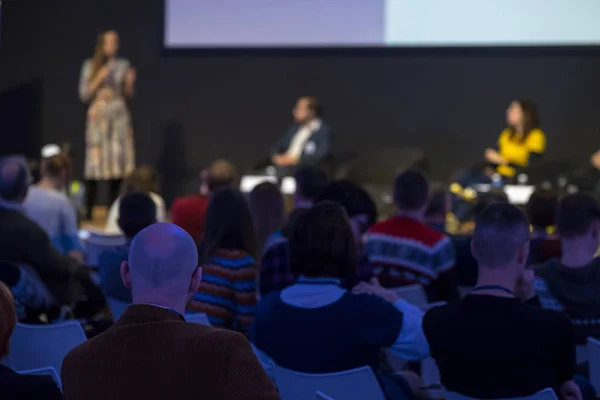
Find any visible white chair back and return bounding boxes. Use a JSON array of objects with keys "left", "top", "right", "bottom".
[
  {"left": 446, "top": 387, "right": 557, "bottom": 400},
  {"left": 8, "top": 321, "right": 87, "bottom": 374},
  {"left": 17, "top": 366, "right": 62, "bottom": 390},
  {"left": 83, "top": 230, "right": 127, "bottom": 266},
  {"left": 316, "top": 391, "right": 335, "bottom": 400},
  {"left": 106, "top": 297, "right": 130, "bottom": 320},
  {"left": 589, "top": 336, "right": 600, "bottom": 394},
  {"left": 273, "top": 365, "right": 385, "bottom": 400},
  {"left": 393, "top": 284, "right": 428, "bottom": 306},
  {"left": 185, "top": 312, "right": 211, "bottom": 325}
]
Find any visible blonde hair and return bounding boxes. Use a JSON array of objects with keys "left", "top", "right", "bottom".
[{"left": 0, "top": 282, "right": 17, "bottom": 357}]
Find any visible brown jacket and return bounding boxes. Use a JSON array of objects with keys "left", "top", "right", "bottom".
[{"left": 61, "top": 304, "right": 280, "bottom": 400}]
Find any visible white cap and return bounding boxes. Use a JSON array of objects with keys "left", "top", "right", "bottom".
[{"left": 41, "top": 144, "right": 61, "bottom": 158}]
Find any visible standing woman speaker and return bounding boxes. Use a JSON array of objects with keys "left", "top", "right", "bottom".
[{"left": 79, "top": 30, "right": 136, "bottom": 220}]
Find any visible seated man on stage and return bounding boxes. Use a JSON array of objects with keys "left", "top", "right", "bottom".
[{"left": 270, "top": 96, "right": 332, "bottom": 176}]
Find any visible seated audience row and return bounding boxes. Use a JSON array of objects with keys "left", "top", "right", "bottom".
[{"left": 0, "top": 158, "right": 104, "bottom": 318}]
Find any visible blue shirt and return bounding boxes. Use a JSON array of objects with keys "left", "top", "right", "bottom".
[
  {"left": 251, "top": 276, "right": 429, "bottom": 374},
  {"left": 23, "top": 185, "right": 82, "bottom": 254}
]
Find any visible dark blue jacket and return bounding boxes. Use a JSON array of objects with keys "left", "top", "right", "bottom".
[{"left": 271, "top": 122, "right": 333, "bottom": 166}]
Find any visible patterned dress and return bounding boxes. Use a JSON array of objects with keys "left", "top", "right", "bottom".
[{"left": 79, "top": 58, "right": 135, "bottom": 180}]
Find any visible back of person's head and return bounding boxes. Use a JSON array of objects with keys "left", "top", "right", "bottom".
[
  {"left": 317, "top": 180, "right": 377, "bottom": 237},
  {"left": 41, "top": 154, "right": 72, "bottom": 180},
  {"left": 526, "top": 189, "right": 558, "bottom": 231},
  {"left": 206, "top": 159, "right": 237, "bottom": 192},
  {"left": 557, "top": 193, "right": 600, "bottom": 244},
  {"left": 426, "top": 182, "right": 449, "bottom": 219},
  {"left": 122, "top": 223, "right": 200, "bottom": 308},
  {"left": 394, "top": 169, "right": 429, "bottom": 211},
  {"left": 249, "top": 182, "right": 285, "bottom": 253},
  {"left": 118, "top": 192, "right": 157, "bottom": 239},
  {"left": 0, "top": 282, "right": 17, "bottom": 358},
  {"left": 294, "top": 166, "right": 329, "bottom": 204},
  {"left": 202, "top": 187, "right": 256, "bottom": 260},
  {"left": 472, "top": 203, "right": 530, "bottom": 270},
  {"left": 121, "top": 165, "right": 160, "bottom": 196},
  {"left": 472, "top": 190, "right": 509, "bottom": 218},
  {"left": 0, "top": 157, "right": 30, "bottom": 203},
  {"left": 289, "top": 201, "right": 358, "bottom": 279}
]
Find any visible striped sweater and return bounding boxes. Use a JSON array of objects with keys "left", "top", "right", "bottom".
[{"left": 187, "top": 249, "right": 257, "bottom": 335}]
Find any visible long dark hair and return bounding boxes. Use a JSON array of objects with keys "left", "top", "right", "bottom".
[
  {"left": 89, "top": 30, "right": 118, "bottom": 83},
  {"left": 200, "top": 187, "right": 257, "bottom": 261},
  {"left": 249, "top": 182, "right": 285, "bottom": 254},
  {"left": 508, "top": 99, "right": 540, "bottom": 142}
]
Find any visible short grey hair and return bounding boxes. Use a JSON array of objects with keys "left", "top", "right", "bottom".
[{"left": 472, "top": 203, "right": 530, "bottom": 269}]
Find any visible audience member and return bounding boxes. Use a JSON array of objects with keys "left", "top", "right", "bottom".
[
  {"left": 0, "top": 158, "right": 101, "bottom": 312},
  {"left": 171, "top": 159, "right": 238, "bottom": 241},
  {"left": 249, "top": 182, "right": 285, "bottom": 255},
  {"left": 0, "top": 262, "right": 58, "bottom": 322},
  {"left": 24, "top": 154, "right": 83, "bottom": 261},
  {"left": 424, "top": 204, "right": 581, "bottom": 400},
  {"left": 365, "top": 169, "right": 458, "bottom": 302},
  {"left": 425, "top": 181, "right": 449, "bottom": 233},
  {"left": 0, "top": 281, "right": 63, "bottom": 400},
  {"left": 61, "top": 223, "right": 279, "bottom": 400},
  {"left": 527, "top": 188, "right": 561, "bottom": 264},
  {"left": 98, "top": 192, "right": 157, "bottom": 303},
  {"left": 535, "top": 193, "right": 600, "bottom": 344},
  {"left": 188, "top": 187, "right": 258, "bottom": 335},
  {"left": 281, "top": 165, "right": 329, "bottom": 237},
  {"left": 317, "top": 180, "right": 378, "bottom": 287},
  {"left": 105, "top": 165, "right": 165, "bottom": 234},
  {"left": 453, "top": 189, "right": 509, "bottom": 286},
  {"left": 259, "top": 180, "right": 378, "bottom": 296},
  {"left": 252, "top": 202, "right": 428, "bottom": 399}
]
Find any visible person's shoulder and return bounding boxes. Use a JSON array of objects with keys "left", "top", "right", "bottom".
[
  {"left": 529, "top": 128, "right": 545, "bottom": 138},
  {"left": 366, "top": 217, "right": 396, "bottom": 235},
  {"left": 521, "top": 299, "right": 571, "bottom": 327},
  {"left": 319, "top": 121, "right": 333, "bottom": 134},
  {"left": 149, "top": 192, "right": 165, "bottom": 206},
  {"left": 173, "top": 195, "right": 206, "bottom": 208},
  {"left": 499, "top": 128, "right": 511, "bottom": 139},
  {"left": 343, "top": 292, "right": 400, "bottom": 316},
  {"left": 0, "top": 367, "right": 60, "bottom": 396}
]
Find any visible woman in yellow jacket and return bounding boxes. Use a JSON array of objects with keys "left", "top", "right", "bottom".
[
  {"left": 484, "top": 100, "right": 546, "bottom": 178},
  {"left": 452, "top": 100, "right": 546, "bottom": 219}
]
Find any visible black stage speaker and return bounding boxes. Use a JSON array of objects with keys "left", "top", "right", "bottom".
[{"left": 337, "top": 148, "right": 429, "bottom": 217}]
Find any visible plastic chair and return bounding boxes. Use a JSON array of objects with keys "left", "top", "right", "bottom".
[
  {"left": 83, "top": 230, "right": 127, "bottom": 267},
  {"left": 185, "top": 312, "right": 210, "bottom": 325},
  {"left": 17, "top": 366, "right": 62, "bottom": 390},
  {"left": 8, "top": 321, "right": 87, "bottom": 374},
  {"left": 446, "top": 387, "right": 558, "bottom": 400},
  {"left": 106, "top": 297, "right": 130, "bottom": 321},
  {"left": 316, "top": 391, "right": 335, "bottom": 400},
  {"left": 272, "top": 365, "right": 386, "bottom": 400},
  {"left": 393, "top": 284, "right": 428, "bottom": 307},
  {"left": 589, "top": 336, "right": 600, "bottom": 394}
]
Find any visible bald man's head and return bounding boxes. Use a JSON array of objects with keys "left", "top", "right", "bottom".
[
  {"left": 0, "top": 158, "right": 29, "bottom": 203},
  {"left": 121, "top": 223, "right": 201, "bottom": 305}
]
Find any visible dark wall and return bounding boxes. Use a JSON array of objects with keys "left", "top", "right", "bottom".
[{"left": 2, "top": 0, "right": 600, "bottom": 203}]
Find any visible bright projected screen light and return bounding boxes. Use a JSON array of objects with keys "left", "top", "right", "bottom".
[{"left": 164, "top": 0, "right": 600, "bottom": 48}]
